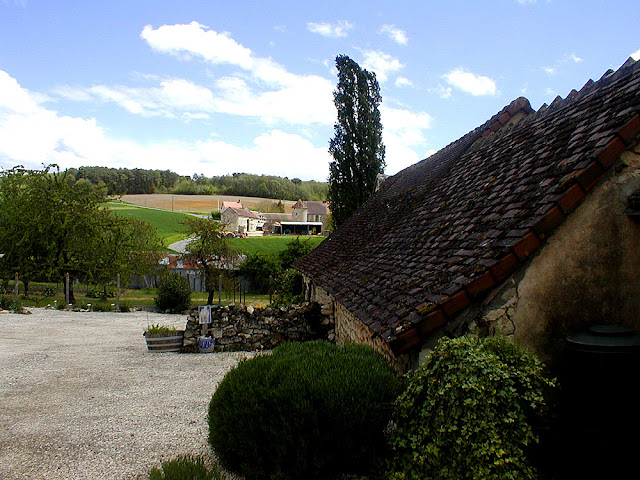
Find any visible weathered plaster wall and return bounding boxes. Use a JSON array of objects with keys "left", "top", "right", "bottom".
[
  {"left": 292, "top": 207, "right": 307, "bottom": 222},
  {"left": 481, "top": 142, "right": 640, "bottom": 360},
  {"left": 221, "top": 209, "right": 240, "bottom": 233}
]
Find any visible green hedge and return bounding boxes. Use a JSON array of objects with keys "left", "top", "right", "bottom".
[
  {"left": 386, "top": 335, "right": 554, "bottom": 480},
  {"left": 209, "top": 340, "right": 401, "bottom": 480}
]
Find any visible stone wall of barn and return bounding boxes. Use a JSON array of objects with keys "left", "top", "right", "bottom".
[
  {"left": 479, "top": 140, "right": 640, "bottom": 360},
  {"left": 302, "top": 279, "right": 408, "bottom": 372}
]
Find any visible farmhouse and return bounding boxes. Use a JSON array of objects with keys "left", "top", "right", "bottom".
[
  {"left": 221, "top": 206, "right": 265, "bottom": 236},
  {"left": 296, "top": 57, "right": 640, "bottom": 371},
  {"left": 282, "top": 199, "right": 330, "bottom": 235}
]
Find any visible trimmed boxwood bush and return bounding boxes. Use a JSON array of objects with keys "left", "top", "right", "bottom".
[
  {"left": 208, "top": 340, "right": 401, "bottom": 480},
  {"left": 386, "top": 335, "right": 554, "bottom": 480},
  {"left": 154, "top": 272, "right": 191, "bottom": 313}
]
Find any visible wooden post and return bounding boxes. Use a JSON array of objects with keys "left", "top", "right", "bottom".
[
  {"left": 65, "top": 273, "right": 70, "bottom": 305},
  {"left": 116, "top": 273, "right": 121, "bottom": 311},
  {"left": 14, "top": 272, "right": 18, "bottom": 295}
]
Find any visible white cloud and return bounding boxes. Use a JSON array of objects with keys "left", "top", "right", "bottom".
[
  {"left": 443, "top": 68, "right": 498, "bottom": 96},
  {"left": 632, "top": 48, "right": 640, "bottom": 60},
  {"left": 361, "top": 50, "right": 404, "bottom": 82},
  {"left": 380, "top": 104, "right": 433, "bottom": 174},
  {"left": 567, "top": 53, "right": 583, "bottom": 63},
  {"left": 306, "top": 20, "right": 353, "bottom": 38},
  {"left": 378, "top": 24, "right": 408, "bottom": 45},
  {"left": 542, "top": 66, "right": 557, "bottom": 75},
  {"left": 0, "top": 70, "right": 331, "bottom": 180},
  {"left": 58, "top": 23, "right": 337, "bottom": 126},
  {"left": 141, "top": 22, "right": 254, "bottom": 69},
  {"left": 395, "top": 77, "right": 413, "bottom": 88},
  {"left": 429, "top": 84, "right": 453, "bottom": 99},
  {"left": 516, "top": 0, "right": 537, "bottom": 4}
]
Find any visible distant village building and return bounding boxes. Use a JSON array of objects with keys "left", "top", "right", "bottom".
[
  {"left": 219, "top": 199, "right": 330, "bottom": 236},
  {"left": 282, "top": 200, "right": 330, "bottom": 235},
  {"left": 221, "top": 207, "right": 265, "bottom": 235},
  {"left": 262, "top": 212, "right": 293, "bottom": 235},
  {"left": 221, "top": 200, "right": 243, "bottom": 212}
]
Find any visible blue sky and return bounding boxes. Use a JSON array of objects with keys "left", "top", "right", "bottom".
[{"left": 1, "top": 0, "right": 638, "bottom": 181}]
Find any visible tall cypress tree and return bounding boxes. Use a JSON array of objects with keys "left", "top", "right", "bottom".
[{"left": 328, "top": 54, "right": 385, "bottom": 228}]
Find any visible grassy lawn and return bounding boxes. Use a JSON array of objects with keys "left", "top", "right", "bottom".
[
  {"left": 106, "top": 201, "right": 191, "bottom": 245},
  {"left": 10, "top": 282, "right": 270, "bottom": 310},
  {"left": 229, "top": 235, "right": 325, "bottom": 255}
]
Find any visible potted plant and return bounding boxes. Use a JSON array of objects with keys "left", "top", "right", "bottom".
[{"left": 143, "top": 324, "right": 184, "bottom": 352}]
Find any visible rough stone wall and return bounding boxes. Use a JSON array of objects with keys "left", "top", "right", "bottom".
[
  {"left": 477, "top": 142, "right": 640, "bottom": 361},
  {"left": 183, "top": 302, "right": 326, "bottom": 351}
]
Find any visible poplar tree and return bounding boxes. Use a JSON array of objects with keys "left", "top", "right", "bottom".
[{"left": 328, "top": 54, "right": 385, "bottom": 228}]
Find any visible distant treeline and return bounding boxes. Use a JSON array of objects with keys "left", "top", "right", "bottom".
[{"left": 66, "top": 167, "right": 328, "bottom": 201}]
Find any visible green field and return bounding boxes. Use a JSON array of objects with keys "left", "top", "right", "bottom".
[
  {"left": 107, "top": 202, "right": 191, "bottom": 245},
  {"left": 109, "top": 201, "right": 325, "bottom": 255},
  {"left": 229, "top": 235, "right": 325, "bottom": 255}
]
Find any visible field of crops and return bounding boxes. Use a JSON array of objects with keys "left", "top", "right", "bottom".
[{"left": 120, "top": 194, "right": 297, "bottom": 214}]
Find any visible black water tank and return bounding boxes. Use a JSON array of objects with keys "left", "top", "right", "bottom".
[{"left": 558, "top": 325, "right": 640, "bottom": 478}]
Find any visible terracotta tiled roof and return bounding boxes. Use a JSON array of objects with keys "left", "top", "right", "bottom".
[
  {"left": 296, "top": 57, "right": 640, "bottom": 354},
  {"left": 222, "top": 200, "right": 243, "bottom": 209}
]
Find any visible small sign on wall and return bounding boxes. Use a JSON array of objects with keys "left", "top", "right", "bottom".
[{"left": 199, "top": 305, "right": 212, "bottom": 324}]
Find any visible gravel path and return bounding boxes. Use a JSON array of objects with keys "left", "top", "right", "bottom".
[{"left": 0, "top": 308, "right": 251, "bottom": 479}]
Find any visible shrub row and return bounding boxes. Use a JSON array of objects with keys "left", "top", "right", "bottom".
[{"left": 152, "top": 336, "right": 553, "bottom": 480}]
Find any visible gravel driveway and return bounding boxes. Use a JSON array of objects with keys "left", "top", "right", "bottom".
[{"left": 0, "top": 308, "right": 251, "bottom": 479}]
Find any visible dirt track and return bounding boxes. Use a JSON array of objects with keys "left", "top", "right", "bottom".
[{"left": 0, "top": 308, "right": 250, "bottom": 479}]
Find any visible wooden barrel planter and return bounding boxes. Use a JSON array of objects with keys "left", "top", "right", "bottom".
[{"left": 144, "top": 330, "right": 184, "bottom": 352}]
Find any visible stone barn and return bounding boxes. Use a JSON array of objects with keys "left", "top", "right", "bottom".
[{"left": 296, "top": 57, "right": 640, "bottom": 371}]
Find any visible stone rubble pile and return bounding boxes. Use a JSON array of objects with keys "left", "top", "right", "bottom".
[{"left": 184, "top": 302, "right": 333, "bottom": 351}]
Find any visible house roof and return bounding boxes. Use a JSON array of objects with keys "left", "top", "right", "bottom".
[
  {"left": 226, "top": 207, "right": 262, "bottom": 219},
  {"left": 292, "top": 199, "right": 330, "bottom": 215},
  {"left": 296, "top": 57, "right": 640, "bottom": 354},
  {"left": 222, "top": 200, "right": 243, "bottom": 210}
]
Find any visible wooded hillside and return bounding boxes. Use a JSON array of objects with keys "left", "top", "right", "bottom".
[{"left": 66, "top": 166, "right": 328, "bottom": 201}]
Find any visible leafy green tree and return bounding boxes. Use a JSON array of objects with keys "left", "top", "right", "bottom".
[
  {"left": 328, "top": 54, "right": 385, "bottom": 228},
  {"left": 238, "top": 253, "right": 281, "bottom": 294},
  {"left": 83, "top": 213, "right": 162, "bottom": 297},
  {"left": 182, "top": 216, "right": 236, "bottom": 305},
  {"left": 278, "top": 237, "right": 314, "bottom": 268},
  {"left": 0, "top": 165, "right": 161, "bottom": 301}
]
